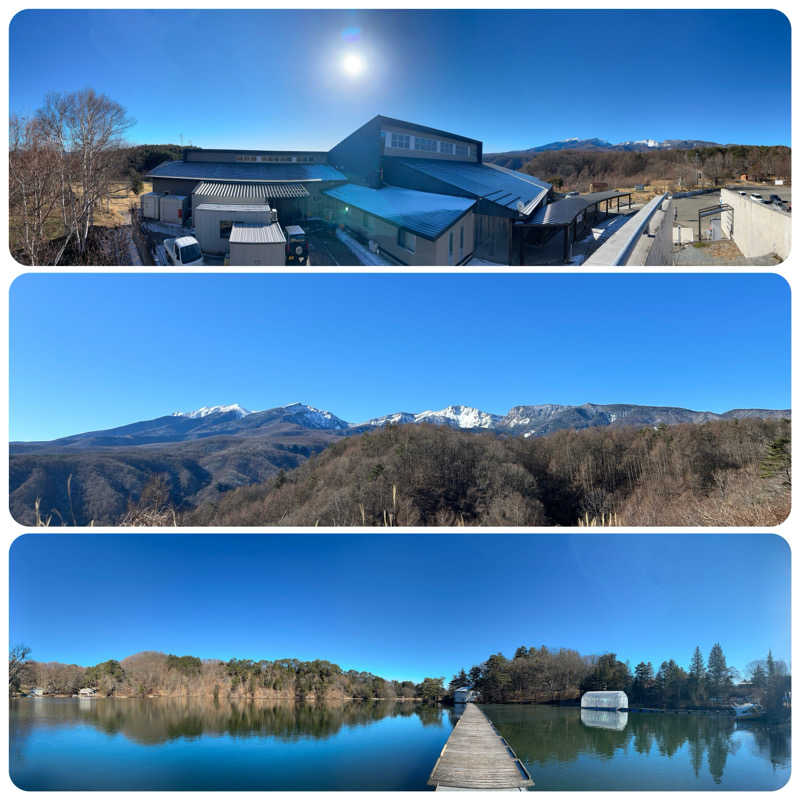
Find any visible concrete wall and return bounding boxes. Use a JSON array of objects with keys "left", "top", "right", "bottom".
[{"left": 720, "top": 188, "right": 791, "bottom": 261}]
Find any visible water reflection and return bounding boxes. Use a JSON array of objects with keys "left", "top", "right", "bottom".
[
  {"left": 483, "top": 705, "right": 790, "bottom": 789},
  {"left": 580, "top": 708, "right": 628, "bottom": 731},
  {"left": 10, "top": 696, "right": 438, "bottom": 747}
]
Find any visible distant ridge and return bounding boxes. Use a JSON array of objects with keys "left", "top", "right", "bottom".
[{"left": 12, "top": 401, "right": 789, "bottom": 452}]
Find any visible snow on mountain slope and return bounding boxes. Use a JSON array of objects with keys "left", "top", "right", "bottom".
[
  {"left": 173, "top": 404, "right": 252, "bottom": 419},
  {"left": 281, "top": 402, "right": 350, "bottom": 430},
  {"left": 414, "top": 405, "right": 503, "bottom": 429}
]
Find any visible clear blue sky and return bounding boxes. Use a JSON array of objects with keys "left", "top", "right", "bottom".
[
  {"left": 9, "top": 9, "right": 790, "bottom": 150},
  {"left": 9, "top": 274, "right": 789, "bottom": 441},
  {"left": 9, "top": 534, "right": 790, "bottom": 682}
]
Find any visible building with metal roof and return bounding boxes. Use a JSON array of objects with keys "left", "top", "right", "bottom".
[
  {"left": 323, "top": 183, "right": 475, "bottom": 239},
  {"left": 227, "top": 222, "right": 286, "bottom": 266},
  {"left": 322, "top": 183, "right": 476, "bottom": 265},
  {"left": 143, "top": 114, "right": 555, "bottom": 264},
  {"left": 147, "top": 160, "right": 346, "bottom": 184},
  {"left": 327, "top": 115, "right": 552, "bottom": 263}
]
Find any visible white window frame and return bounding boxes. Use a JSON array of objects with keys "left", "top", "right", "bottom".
[
  {"left": 414, "top": 136, "right": 438, "bottom": 153},
  {"left": 391, "top": 132, "right": 411, "bottom": 149},
  {"left": 440, "top": 141, "right": 455, "bottom": 155}
]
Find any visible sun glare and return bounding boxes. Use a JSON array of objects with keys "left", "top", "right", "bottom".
[{"left": 342, "top": 52, "right": 365, "bottom": 77}]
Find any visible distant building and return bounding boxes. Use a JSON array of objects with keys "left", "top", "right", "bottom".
[
  {"left": 29, "top": 687, "right": 44, "bottom": 696},
  {"left": 453, "top": 687, "right": 479, "bottom": 703},
  {"left": 589, "top": 181, "right": 609, "bottom": 192},
  {"left": 78, "top": 687, "right": 97, "bottom": 697}
]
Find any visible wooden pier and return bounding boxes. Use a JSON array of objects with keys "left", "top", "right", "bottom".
[{"left": 428, "top": 704, "right": 534, "bottom": 790}]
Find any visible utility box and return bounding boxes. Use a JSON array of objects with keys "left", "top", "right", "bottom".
[
  {"left": 228, "top": 222, "right": 286, "bottom": 265},
  {"left": 159, "top": 194, "right": 190, "bottom": 225},
  {"left": 141, "top": 191, "right": 164, "bottom": 220},
  {"left": 194, "top": 203, "right": 271, "bottom": 255}
]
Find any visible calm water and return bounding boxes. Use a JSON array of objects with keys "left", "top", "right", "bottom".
[
  {"left": 482, "top": 704, "right": 790, "bottom": 791},
  {"left": 10, "top": 697, "right": 454, "bottom": 790}
]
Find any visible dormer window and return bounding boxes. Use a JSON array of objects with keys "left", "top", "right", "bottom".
[
  {"left": 415, "top": 137, "right": 438, "bottom": 152},
  {"left": 391, "top": 133, "right": 410, "bottom": 149}
]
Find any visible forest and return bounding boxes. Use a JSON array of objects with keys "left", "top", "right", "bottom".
[
  {"left": 455, "top": 644, "right": 790, "bottom": 717},
  {"left": 487, "top": 145, "right": 791, "bottom": 192},
  {"left": 183, "top": 417, "right": 790, "bottom": 527},
  {"left": 9, "top": 646, "right": 444, "bottom": 704}
]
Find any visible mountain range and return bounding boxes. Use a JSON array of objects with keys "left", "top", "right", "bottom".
[
  {"left": 10, "top": 402, "right": 788, "bottom": 526},
  {"left": 487, "top": 137, "right": 723, "bottom": 158}
]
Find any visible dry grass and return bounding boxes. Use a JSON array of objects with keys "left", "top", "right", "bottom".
[{"left": 93, "top": 180, "right": 152, "bottom": 226}]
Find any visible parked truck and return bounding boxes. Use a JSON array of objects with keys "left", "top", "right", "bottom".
[{"left": 163, "top": 235, "right": 204, "bottom": 266}]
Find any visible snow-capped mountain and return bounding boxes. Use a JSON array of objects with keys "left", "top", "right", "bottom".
[{"left": 173, "top": 403, "right": 252, "bottom": 419}]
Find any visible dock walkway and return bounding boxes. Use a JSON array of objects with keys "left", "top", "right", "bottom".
[{"left": 428, "top": 704, "right": 534, "bottom": 790}]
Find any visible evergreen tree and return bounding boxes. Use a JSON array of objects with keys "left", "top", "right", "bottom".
[
  {"left": 688, "top": 646, "right": 705, "bottom": 704},
  {"left": 706, "top": 643, "right": 732, "bottom": 699},
  {"left": 760, "top": 436, "right": 791, "bottom": 487}
]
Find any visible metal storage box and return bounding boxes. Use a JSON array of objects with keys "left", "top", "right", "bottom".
[
  {"left": 194, "top": 203, "right": 271, "bottom": 255},
  {"left": 159, "top": 194, "right": 190, "bottom": 225},
  {"left": 228, "top": 222, "right": 286, "bottom": 266},
  {"left": 140, "top": 192, "right": 164, "bottom": 219}
]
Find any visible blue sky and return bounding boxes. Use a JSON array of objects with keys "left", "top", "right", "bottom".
[
  {"left": 9, "top": 274, "right": 790, "bottom": 441},
  {"left": 9, "top": 9, "right": 790, "bottom": 150},
  {"left": 9, "top": 534, "right": 790, "bottom": 682}
]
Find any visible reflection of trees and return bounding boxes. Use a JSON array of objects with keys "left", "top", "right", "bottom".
[
  {"left": 482, "top": 705, "right": 781, "bottom": 785},
  {"left": 9, "top": 697, "right": 420, "bottom": 747},
  {"left": 746, "top": 723, "right": 791, "bottom": 770}
]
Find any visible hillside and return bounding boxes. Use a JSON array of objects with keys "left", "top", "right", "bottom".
[
  {"left": 11, "top": 402, "right": 789, "bottom": 526},
  {"left": 485, "top": 144, "right": 791, "bottom": 190},
  {"left": 185, "top": 417, "right": 791, "bottom": 528}
]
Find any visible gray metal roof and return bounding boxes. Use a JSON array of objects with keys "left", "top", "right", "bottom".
[
  {"left": 193, "top": 181, "right": 309, "bottom": 199},
  {"left": 391, "top": 158, "right": 550, "bottom": 215},
  {"left": 323, "top": 183, "right": 475, "bottom": 240},
  {"left": 530, "top": 197, "right": 590, "bottom": 226},
  {"left": 230, "top": 222, "right": 286, "bottom": 244},
  {"left": 147, "top": 160, "right": 346, "bottom": 183},
  {"left": 530, "top": 190, "right": 634, "bottom": 226},
  {"left": 195, "top": 203, "right": 271, "bottom": 213}
]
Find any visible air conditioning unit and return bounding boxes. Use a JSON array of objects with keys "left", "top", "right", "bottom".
[{"left": 270, "top": 209, "right": 278, "bottom": 223}]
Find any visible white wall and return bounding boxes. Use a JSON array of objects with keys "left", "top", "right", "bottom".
[{"left": 720, "top": 188, "right": 791, "bottom": 261}]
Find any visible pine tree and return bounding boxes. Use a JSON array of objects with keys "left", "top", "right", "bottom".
[
  {"left": 706, "top": 643, "right": 731, "bottom": 700},
  {"left": 760, "top": 436, "right": 791, "bottom": 487},
  {"left": 688, "top": 646, "right": 705, "bottom": 704}
]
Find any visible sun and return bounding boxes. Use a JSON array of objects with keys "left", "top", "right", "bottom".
[{"left": 342, "top": 52, "right": 365, "bottom": 77}]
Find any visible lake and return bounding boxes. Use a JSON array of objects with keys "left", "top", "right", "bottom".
[
  {"left": 482, "top": 704, "right": 790, "bottom": 790},
  {"left": 9, "top": 697, "right": 454, "bottom": 790},
  {"left": 10, "top": 699, "right": 791, "bottom": 790}
]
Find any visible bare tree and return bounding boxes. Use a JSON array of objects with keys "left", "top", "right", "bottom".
[
  {"left": 33, "top": 88, "right": 134, "bottom": 260},
  {"left": 9, "top": 116, "right": 62, "bottom": 264},
  {"left": 9, "top": 645, "right": 32, "bottom": 692}
]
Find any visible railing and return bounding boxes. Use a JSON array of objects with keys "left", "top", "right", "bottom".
[{"left": 586, "top": 193, "right": 668, "bottom": 266}]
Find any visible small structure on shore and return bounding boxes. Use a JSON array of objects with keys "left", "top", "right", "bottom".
[
  {"left": 29, "top": 687, "right": 44, "bottom": 697},
  {"left": 453, "top": 686, "right": 478, "bottom": 703},
  {"left": 581, "top": 690, "right": 628, "bottom": 711},
  {"left": 78, "top": 687, "right": 97, "bottom": 697}
]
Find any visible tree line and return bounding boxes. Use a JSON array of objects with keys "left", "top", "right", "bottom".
[
  {"left": 453, "top": 643, "right": 790, "bottom": 717},
  {"left": 183, "top": 417, "right": 790, "bottom": 527},
  {"left": 9, "top": 646, "right": 442, "bottom": 703},
  {"left": 488, "top": 145, "right": 791, "bottom": 192}
]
